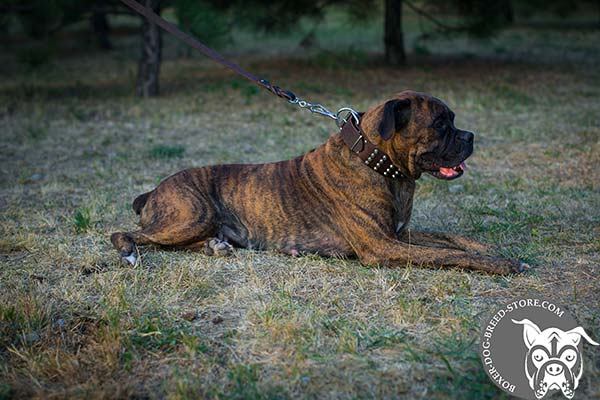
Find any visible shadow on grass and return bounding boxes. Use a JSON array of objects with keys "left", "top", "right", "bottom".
[{"left": 0, "top": 81, "right": 134, "bottom": 102}]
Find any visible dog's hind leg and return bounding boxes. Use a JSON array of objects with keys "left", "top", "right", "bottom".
[
  {"left": 111, "top": 219, "right": 222, "bottom": 265},
  {"left": 110, "top": 231, "right": 147, "bottom": 265},
  {"left": 111, "top": 180, "right": 219, "bottom": 264}
]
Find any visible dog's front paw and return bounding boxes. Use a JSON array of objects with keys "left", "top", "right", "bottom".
[
  {"left": 485, "top": 257, "right": 528, "bottom": 275},
  {"left": 203, "top": 238, "right": 234, "bottom": 256},
  {"left": 512, "top": 260, "right": 529, "bottom": 274}
]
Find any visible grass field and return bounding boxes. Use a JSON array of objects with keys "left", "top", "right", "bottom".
[{"left": 1, "top": 8, "right": 599, "bottom": 400}]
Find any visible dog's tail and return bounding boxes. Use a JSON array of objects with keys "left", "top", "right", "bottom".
[{"left": 132, "top": 191, "right": 152, "bottom": 215}]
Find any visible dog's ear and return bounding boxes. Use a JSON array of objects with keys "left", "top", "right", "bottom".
[
  {"left": 377, "top": 99, "right": 411, "bottom": 140},
  {"left": 565, "top": 326, "right": 600, "bottom": 346},
  {"left": 512, "top": 319, "right": 542, "bottom": 349}
]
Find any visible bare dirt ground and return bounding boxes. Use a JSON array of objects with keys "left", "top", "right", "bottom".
[{"left": 1, "top": 12, "right": 599, "bottom": 400}]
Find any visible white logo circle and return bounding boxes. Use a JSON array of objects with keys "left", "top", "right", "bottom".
[{"left": 479, "top": 298, "right": 598, "bottom": 399}]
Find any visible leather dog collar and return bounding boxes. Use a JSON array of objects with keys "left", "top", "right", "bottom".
[{"left": 340, "top": 119, "right": 404, "bottom": 180}]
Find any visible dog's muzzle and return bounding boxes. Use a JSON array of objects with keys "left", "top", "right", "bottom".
[{"left": 534, "top": 358, "right": 576, "bottom": 399}]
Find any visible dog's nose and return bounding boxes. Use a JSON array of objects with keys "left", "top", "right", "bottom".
[
  {"left": 545, "top": 363, "right": 564, "bottom": 376},
  {"left": 457, "top": 130, "right": 474, "bottom": 144}
]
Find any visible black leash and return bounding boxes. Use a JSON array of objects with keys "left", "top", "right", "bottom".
[
  {"left": 119, "top": 0, "right": 356, "bottom": 123},
  {"left": 119, "top": 0, "right": 405, "bottom": 179}
]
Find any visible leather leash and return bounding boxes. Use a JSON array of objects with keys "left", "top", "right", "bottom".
[
  {"left": 121, "top": 0, "right": 316, "bottom": 111},
  {"left": 119, "top": 0, "right": 403, "bottom": 180}
]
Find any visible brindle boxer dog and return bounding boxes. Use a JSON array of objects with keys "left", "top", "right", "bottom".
[{"left": 111, "top": 90, "right": 525, "bottom": 274}]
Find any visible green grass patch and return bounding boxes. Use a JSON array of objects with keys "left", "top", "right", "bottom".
[
  {"left": 490, "top": 83, "right": 535, "bottom": 106},
  {"left": 73, "top": 208, "right": 92, "bottom": 233},
  {"left": 24, "top": 123, "right": 48, "bottom": 142},
  {"left": 148, "top": 144, "right": 186, "bottom": 159},
  {"left": 0, "top": 294, "right": 52, "bottom": 348},
  {"left": 231, "top": 78, "right": 260, "bottom": 103}
]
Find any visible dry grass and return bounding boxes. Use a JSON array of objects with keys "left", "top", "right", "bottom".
[{"left": 1, "top": 12, "right": 599, "bottom": 400}]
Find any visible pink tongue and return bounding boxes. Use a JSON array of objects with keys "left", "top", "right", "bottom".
[
  {"left": 439, "top": 162, "right": 468, "bottom": 178},
  {"left": 439, "top": 167, "right": 458, "bottom": 177}
]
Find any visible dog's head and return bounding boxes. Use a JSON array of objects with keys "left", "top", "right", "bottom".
[
  {"left": 512, "top": 319, "right": 599, "bottom": 399},
  {"left": 360, "top": 90, "right": 473, "bottom": 180}
]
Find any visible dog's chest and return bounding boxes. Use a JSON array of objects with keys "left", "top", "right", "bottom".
[{"left": 389, "top": 179, "right": 415, "bottom": 235}]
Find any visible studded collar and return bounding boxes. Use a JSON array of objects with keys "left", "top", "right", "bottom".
[{"left": 339, "top": 119, "right": 404, "bottom": 180}]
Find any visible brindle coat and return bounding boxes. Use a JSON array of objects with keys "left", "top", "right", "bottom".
[{"left": 111, "top": 91, "right": 523, "bottom": 274}]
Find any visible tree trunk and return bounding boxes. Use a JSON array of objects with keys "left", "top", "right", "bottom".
[
  {"left": 500, "top": 0, "right": 514, "bottom": 25},
  {"left": 92, "top": 1, "right": 111, "bottom": 50},
  {"left": 137, "top": 0, "right": 162, "bottom": 97},
  {"left": 384, "top": 0, "right": 405, "bottom": 65}
]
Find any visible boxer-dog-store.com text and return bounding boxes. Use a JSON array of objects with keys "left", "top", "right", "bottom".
[{"left": 480, "top": 298, "right": 598, "bottom": 400}]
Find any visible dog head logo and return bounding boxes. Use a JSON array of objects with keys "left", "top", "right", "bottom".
[{"left": 512, "top": 319, "right": 599, "bottom": 399}]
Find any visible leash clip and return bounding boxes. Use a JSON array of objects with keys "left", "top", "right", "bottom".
[
  {"left": 273, "top": 87, "right": 360, "bottom": 129},
  {"left": 289, "top": 97, "right": 338, "bottom": 121}
]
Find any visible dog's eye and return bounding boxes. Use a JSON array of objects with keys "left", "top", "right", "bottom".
[
  {"left": 562, "top": 350, "right": 577, "bottom": 362},
  {"left": 433, "top": 119, "right": 446, "bottom": 131},
  {"left": 532, "top": 350, "right": 546, "bottom": 362}
]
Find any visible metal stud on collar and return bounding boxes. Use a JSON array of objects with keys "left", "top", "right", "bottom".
[{"left": 364, "top": 152, "right": 402, "bottom": 179}]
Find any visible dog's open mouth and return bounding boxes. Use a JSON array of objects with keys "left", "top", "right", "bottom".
[{"left": 427, "top": 162, "right": 467, "bottom": 180}]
